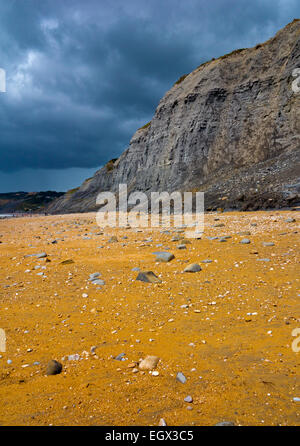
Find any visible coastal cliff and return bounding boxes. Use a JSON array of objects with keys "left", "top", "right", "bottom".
[{"left": 49, "top": 20, "right": 300, "bottom": 213}]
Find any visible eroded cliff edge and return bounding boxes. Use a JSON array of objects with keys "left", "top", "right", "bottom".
[{"left": 49, "top": 20, "right": 300, "bottom": 213}]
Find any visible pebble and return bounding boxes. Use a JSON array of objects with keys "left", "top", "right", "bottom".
[
  {"left": 155, "top": 252, "right": 175, "bottom": 262},
  {"left": 46, "top": 360, "right": 62, "bottom": 376},
  {"left": 68, "top": 354, "right": 80, "bottom": 361},
  {"left": 91, "top": 279, "right": 105, "bottom": 286},
  {"left": 159, "top": 418, "right": 167, "bottom": 426},
  {"left": 240, "top": 238, "right": 250, "bottom": 244},
  {"left": 215, "top": 421, "right": 235, "bottom": 426},
  {"left": 176, "top": 372, "right": 187, "bottom": 383},
  {"left": 262, "top": 242, "right": 275, "bottom": 246},
  {"left": 184, "top": 395, "right": 193, "bottom": 403},
  {"left": 89, "top": 272, "right": 101, "bottom": 280},
  {"left": 139, "top": 355, "right": 160, "bottom": 370},
  {"left": 35, "top": 252, "right": 47, "bottom": 258},
  {"left": 115, "top": 353, "right": 126, "bottom": 361},
  {"left": 60, "top": 259, "right": 74, "bottom": 265},
  {"left": 136, "top": 271, "right": 162, "bottom": 283},
  {"left": 177, "top": 244, "right": 187, "bottom": 250},
  {"left": 184, "top": 263, "right": 201, "bottom": 273}
]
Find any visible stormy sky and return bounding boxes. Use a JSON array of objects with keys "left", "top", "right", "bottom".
[{"left": 0, "top": 0, "right": 299, "bottom": 192}]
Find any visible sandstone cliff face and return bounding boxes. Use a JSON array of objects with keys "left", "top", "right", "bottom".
[{"left": 49, "top": 20, "right": 300, "bottom": 213}]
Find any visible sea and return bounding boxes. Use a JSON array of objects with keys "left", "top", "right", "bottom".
[{"left": 0, "top": 214, "right": 14, "bottom": 218}]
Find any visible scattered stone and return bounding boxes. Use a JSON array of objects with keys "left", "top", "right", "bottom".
[
  {"left": 177, "top": 244, "right": 187, "bottom": 250},
  {"left": 285, "top": 218, "right": 295, "bottom": 223},
  {"left": 139, "top": 355, "right": 160, "bottom": 370},
  {"left": 176, "top": 372, "right": 187, "bottom": 383},
  {"left": 46, "top": 360, "right": 62, "bottom": 376},
  {"left": 184, "top": 263, "right": 201, "bottom": 273},
  {"left": 240, "top": 238, "right": 250, "bottom": 244},
  {"left": 108, "top": 236, "right": 118, "bottom": 243},
  {"left": 115, "top": 353, "right": 126, "bottom": 361},
  {"left": 201, "top": 259, "right": 212, "bottom": 263},
  {"left": 262, "top": 242, "right": 275, "bottom": 246},
  {"left": 215, "top": 421, "right": 235, "bottom": 426},
  {"left": 159, "top": 418, "right": 167, "bottom": 426},
  {"left": 89, "top": 272, "right": 101, "bottom": 280},
  {"left": 155, "top": 252, "right": 175, "bottom": 262},
  {"left": 181, "top": 239, "right": 191, "bottom": 245},
  {"left": 35, "top": 252, "right": 47, "bottom": 258},
  {"left": 136, "top": 271, "right": 162, "bottom": 283},
  {"left": 131, "top": 267, "right": 140, "bottom": 272},
  {"left": 60, "top": 259, "right": 74, "bottom": 265},
  {"left": 68, "top": 354, "right": 80, "bottom": 361},
  {"left": 91, "top": 279, "right": 105, "bottom": 286},
  {"left": 184, "top": 395, "right": 193, "bottom": 403}
]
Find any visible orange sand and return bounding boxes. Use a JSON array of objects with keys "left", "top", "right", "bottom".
[{"left": 0, "top": 211, "right": 299, "bottom": 426}]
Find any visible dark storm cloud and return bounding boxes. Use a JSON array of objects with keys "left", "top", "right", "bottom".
[{"left": 0, "top": 0, "right": 299, "bottom": 190}]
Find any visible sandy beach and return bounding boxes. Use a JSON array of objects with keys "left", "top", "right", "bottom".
[{"left": 0, "top": 211, "right": 299, "bottom": 426}]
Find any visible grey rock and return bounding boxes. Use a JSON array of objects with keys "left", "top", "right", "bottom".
[
  {"left": 262, "top": 242, "right": 275, "bottom": 246},
  {"left": 155, "top": 252, "right": 175, "bottom": 262},
  {"left": 184, "top": 395, "right": 193, "bottom": 403},
  {"left": 215, "top": 421, "right": 235, "bottom": 426},
  {"left": 115, "top": 353, "right": 126, "bottom": 361},
  {"left": 91, "top": 279, "right": 105, "bottom": 286},
  {"left": 136, "top": 271, "right": 162, "bottom": 283},
  {"left": 176, "top": 372, "right": 187, "bottom": 383},
  {"left": 89, "top": 272, "right": 101, "bottom": 280},
  {"left": 240, "top": 238, "right": 251, "bottom": 244},
  {"left": 184, "top": 263, "right": 201, "bottom": 273},
  {"left": 35, "top": 252, "right": 47, "bottom": 258},
  {"left": 177, "top": 244, "right": 187, "bottom": 249}
]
